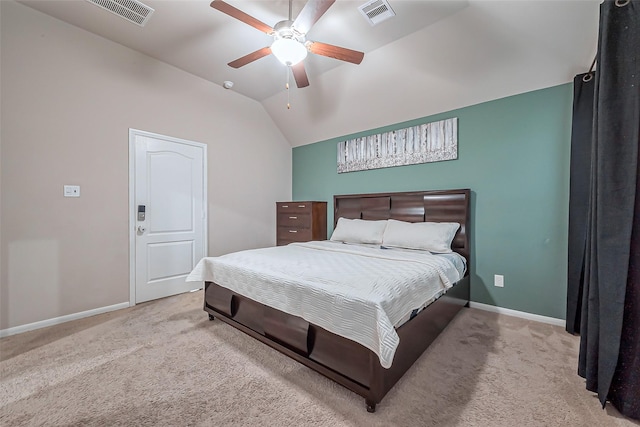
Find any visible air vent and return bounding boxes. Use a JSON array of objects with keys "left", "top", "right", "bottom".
[
  {"left": 358, "top": 0, "right": 396, "bottom": 26},
  {"left": 85, "top": 0, "right": 154, "bottom": 27}
]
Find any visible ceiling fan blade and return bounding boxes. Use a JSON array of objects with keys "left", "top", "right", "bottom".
[
  {"left": 293, "top": 0, "right": 335, "bottom": 34},
  {"left": 210, "top": 0, "right": 274, "bottom": 34},
  {"left": 228, "top": 47, "right": 272, "bottom": 68},
  {"left": 291, "top": 62, "right": 310, "bottom": 88},
  {"left": 308, "top": 41, "right": 364, "bottom": 65}
]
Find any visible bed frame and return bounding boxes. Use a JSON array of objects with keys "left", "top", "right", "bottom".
[{"left": 203, "top": 189, "right": 471, "bottom": 412}]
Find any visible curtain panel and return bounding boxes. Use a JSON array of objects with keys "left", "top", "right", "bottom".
[
  {"left": 566, "top": 73, "right": 595, "bottom": 335},
  {"left": 568, "top": 0, "right": 639, "bottom": 420}
]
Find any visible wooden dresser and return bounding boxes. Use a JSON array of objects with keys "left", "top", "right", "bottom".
[{"left": 276, "top": 201, "right": 327, "bottom": 246}]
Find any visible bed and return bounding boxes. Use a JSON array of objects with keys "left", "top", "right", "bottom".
[{"left": 188, "top": 189, "right": 470, "bottom": 412}]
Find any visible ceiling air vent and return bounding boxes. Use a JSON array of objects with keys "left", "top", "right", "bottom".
[
  {"left": 358, "top": 0, "right": 396, "bottom": 26},
  {"left": 85, "top": 0, "right": 154, "bottom": 27}
]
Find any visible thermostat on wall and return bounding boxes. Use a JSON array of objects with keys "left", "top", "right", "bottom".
[{"left": 63, "top": 185, "right": 80, "bottom": 197}]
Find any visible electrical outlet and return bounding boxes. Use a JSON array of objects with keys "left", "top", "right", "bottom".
[{"left": 494, "top": 274, "right": 504, "bottom": 288}]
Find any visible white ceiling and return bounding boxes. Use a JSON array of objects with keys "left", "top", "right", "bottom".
[{"left": 17, "top": 0, "right": 600, "bottom": 146}]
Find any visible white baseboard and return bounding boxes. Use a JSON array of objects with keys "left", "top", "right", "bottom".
[
  {"left": 0, "top": 302, "right": 130, "bottom": 338},
  {"left": 469, "top": 302, "right": 566, "bottom": 327}
]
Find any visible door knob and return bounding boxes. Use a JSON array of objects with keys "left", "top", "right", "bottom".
[{"left": 137, "top": 226, "right": 146, "bottom": 234}]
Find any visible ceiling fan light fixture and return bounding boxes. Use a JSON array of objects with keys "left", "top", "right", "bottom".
[{"left": 271, "top": 38, "right": 308, "bottom": 66}]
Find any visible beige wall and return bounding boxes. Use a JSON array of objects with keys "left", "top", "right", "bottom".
[{"left": 0, "top": 1, "right": 292, "bottom": 331}]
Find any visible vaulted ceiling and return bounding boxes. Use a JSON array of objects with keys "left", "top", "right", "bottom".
[{"left": 18, "top": 0, "right": 600, "bottom": 146}]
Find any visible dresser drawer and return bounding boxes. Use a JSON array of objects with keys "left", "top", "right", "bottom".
[
  {"left": 277, "top": 202, "right": 312, "bottom": 213},
  {"left": 277, "top": 227, "right": 312, "bottom": 243},
  {"left": 278, "top": 213, "right": 311, "bottom": 228}
]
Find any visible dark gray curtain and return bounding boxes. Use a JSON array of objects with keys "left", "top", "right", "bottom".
[
  {"left": 568, "top": 0, "right": 639, "bottom": 420},
  {"left": 566, "top": 73, "right": 595, "bottom": 335}
]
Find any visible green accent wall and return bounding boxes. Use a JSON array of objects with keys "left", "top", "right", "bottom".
[{"left": 292, "top": 84, "right": 573, "bottom": 320}]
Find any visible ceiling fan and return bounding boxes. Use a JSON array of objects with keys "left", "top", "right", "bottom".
[{"left": 211, "top": 0, "right": 365, "bottom": 88}]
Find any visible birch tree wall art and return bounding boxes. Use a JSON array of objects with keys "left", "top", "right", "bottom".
[{"left": 337, "top": 118, "right": 458, "bottom": 173}]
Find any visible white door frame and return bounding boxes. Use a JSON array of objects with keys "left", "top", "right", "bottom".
[{"left": 128, "top": 129, "right": 208, "bottom": 306}]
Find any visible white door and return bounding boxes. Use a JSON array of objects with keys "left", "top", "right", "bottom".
[{"left": 129, "top": 129, "right": 207, "bottom": 304}]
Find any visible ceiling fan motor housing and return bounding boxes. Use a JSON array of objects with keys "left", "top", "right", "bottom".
[{"left": 273, "top": 20, "right": 306, "bottom": 43}]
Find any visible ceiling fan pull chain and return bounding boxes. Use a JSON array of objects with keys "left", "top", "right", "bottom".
[{"left": 286, "top": 66, "right": 291, "bottom": 109}]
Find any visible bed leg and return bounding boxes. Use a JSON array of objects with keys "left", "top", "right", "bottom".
[
  {"left": 365, "top": 399, "right": 376, "bottom": 413},
  {"left": 208, "top": 313, "right": 215, "bottom": 321}
]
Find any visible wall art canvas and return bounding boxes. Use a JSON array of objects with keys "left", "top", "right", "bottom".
[{"left": 337, "top": 117, "right": 458, "bottom": 173}]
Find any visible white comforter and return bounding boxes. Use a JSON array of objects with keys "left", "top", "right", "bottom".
[{"left": 186, "top": 241, "right": 464, "bottom": 368}]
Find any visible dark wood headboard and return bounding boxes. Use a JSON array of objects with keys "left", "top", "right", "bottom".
[{"left": 334, "top": 189, "right": 471, "bottom": 266}]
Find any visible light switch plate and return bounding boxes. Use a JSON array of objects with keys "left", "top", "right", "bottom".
[{"left": 63, "top": 185, "right": 80, "bottom": 197}]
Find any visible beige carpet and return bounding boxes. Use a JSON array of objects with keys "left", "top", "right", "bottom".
[{"left": 1, "top": 291, "right": 637, "bottom": 427}]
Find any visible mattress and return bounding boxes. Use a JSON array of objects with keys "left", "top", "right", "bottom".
[{"left": 187, "top": 240, "right": 465, "bottom": 368}]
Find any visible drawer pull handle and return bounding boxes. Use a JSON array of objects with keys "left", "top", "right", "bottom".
[
  {"left": 289, "top": 216, "right": 297, "bottom": 219},
  {"left": 288, "top": 230, "right": 298, "bottom": 233},
  {"left": 298, "top": 205, "right": 306, "bottom": 208},
  {"left": 281, "top": 205, "right": 289, "bottom": 208}
]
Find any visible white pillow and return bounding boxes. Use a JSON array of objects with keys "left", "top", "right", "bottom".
[
  {"left": 382, "top": 219, "right": 460, "bottom": 253},
  {"left": 330, "top": 218, "right": 388, "bottom": 245}
]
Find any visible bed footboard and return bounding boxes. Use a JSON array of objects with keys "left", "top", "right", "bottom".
[{"left": 203, "top": 275, "right": 469, "bottom": 411}]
